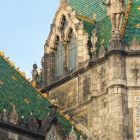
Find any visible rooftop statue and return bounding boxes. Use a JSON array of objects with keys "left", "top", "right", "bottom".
[
  {"left": 103, "top": 0, "right": 125, "bottom": 36},
  {"left": 32, "top": 64, "right": 39, "bottom": 81},
  {"left": 31, "top": 64, "right": 43, "bottom": 88}
]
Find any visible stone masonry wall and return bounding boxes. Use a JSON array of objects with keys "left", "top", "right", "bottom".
[{"left": 48, "top": 47, "right": 140, "bottom": 140}]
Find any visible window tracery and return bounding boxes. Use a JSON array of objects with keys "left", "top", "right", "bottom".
[
  {"left": 54, "top": 35, "right": 59, "bottom": 50},
  {"left": 60, "top": 15, "right": 66, "bottom": 31},
  {"left": 66, "top": 28, "right": 73, "bottom": 43}
]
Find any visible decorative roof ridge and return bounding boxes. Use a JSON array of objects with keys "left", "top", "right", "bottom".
[
  {"left": 76, "top": 14, "right": 94, "bottom": 24},
  {"left": 0, "top": 51, "right": 87, "bottom": 138},
  {"left": 121, "top": 0, "right": 132, "bottom": 37},
  {"left": 58, "top": 110, "right": 88, "bottom": 138}
]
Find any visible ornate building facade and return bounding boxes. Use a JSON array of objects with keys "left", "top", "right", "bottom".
[
  {"left": 42, "top": 0, "right": 140, "bottom": 140},
  {"left": 0, "top": 52, "right": 87, "bottom": 139}
]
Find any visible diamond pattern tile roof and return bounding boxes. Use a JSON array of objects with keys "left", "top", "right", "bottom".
[
  {"left": 0, "top": 53, "right": 87, "bottom": 139},
  {"left": 67, "top": 0, "right": 140, "bottom": 48},
  {"left": 67, "top": 0, "right": 107, "bottom": 21},
  {"left": 124, "top": 0, "right": 140, "bottom": 45}
]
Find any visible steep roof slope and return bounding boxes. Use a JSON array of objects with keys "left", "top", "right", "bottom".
[
  {"left": 67, "top": 0, "right": 140, "bottom": 48},
  {"left": 0, "top": 52, "right": 87, "bottom": 139},
  {"left": 124, "top": 0, "right": 140, "bottom": 45},
  {"left": 67, "top": 0, "right": 106, "bottom": 21}
]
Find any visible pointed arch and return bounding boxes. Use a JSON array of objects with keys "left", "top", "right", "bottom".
[
  {"left": 59, "top": 14, "right": 67, "bottom": 31},
  {"left": 54, "top": 36, "right": 64, "bottom": 77}
]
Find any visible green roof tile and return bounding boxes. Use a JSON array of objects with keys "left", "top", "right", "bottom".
[
  {"left": 68, "top": 0, "right": 140, "bottom": 49},
  {"left": 0, "top": 54, "right": 87, "bottom": 139},
  {"left": 124, "top": 0, "right": 140, "bottom": 45},
  {"left": 67, "top": 0, "right": 107, "bottom": 21}
]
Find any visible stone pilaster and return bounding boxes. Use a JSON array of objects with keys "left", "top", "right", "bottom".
[{"left": 107, "top": 42, "right": 128, "bottom": 140}]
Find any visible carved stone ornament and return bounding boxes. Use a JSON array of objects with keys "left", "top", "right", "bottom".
[
  {"left": 89, "top": 29, "right": 98, "bottom": 60},
  {"left": 9, "top": 105, "right": 18, "bottom": 125},
  {"left": 98, "top": 39, "right": 106, "bottom": 58},
  {"left": 91, "top": 29, "right": 98, "bottom": 51},
  {"left": 32, "top": 64, "right": 38, "bottom": 81}
]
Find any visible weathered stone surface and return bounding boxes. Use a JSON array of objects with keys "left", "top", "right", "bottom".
[{"left": 42, "top": 3, "right": 140, "bottom": 140}]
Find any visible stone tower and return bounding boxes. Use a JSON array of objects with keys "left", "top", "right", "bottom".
[{"left": 42, "top": 0, "right": 140, "bottom": 139}]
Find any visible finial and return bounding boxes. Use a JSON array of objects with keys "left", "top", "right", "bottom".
[{"left": 93, "top": 13, "right": 96, "bottom": 21}]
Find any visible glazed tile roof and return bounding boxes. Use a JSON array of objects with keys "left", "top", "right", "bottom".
[
  {"left": 0, "top": 52, "right": 87, "bottom": 139},
  {"left": 67, "top": 0, "right": 107, "bottom": 21},
  {"left": 67, "top": 0, "right": 140, "bottom": 48},
  {"left": 124, "top": 0, "right": 140, "bottom": 45}
]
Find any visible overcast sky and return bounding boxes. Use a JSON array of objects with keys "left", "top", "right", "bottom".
[{"left": 0, "top": 0, "right": 59, "bottom": 78}]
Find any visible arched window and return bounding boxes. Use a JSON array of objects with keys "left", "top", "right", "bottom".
[
  {"left": 60, "top": 15, "right": 67, "bottom": 31},
  {"left": 68, "top": 29, "right": 77, "bottom": 70},
  {"left": 54, "top": 38, "right": 64, "bottom": 77},
  {"left": 54, "top": 36, "right": 59, "bottom": 50}
]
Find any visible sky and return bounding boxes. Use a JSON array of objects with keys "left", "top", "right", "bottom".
[{"left": 0, "top": 0, "right": 59, "bottom": 78}]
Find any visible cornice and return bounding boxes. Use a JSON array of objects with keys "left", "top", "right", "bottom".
[{"left": 45, "top": 49, "right": 140, "bottom": 91}]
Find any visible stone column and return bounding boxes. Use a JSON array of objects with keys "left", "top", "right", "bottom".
[{"left": 107, "top": 51, "right": 128, "bottom": 140}]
